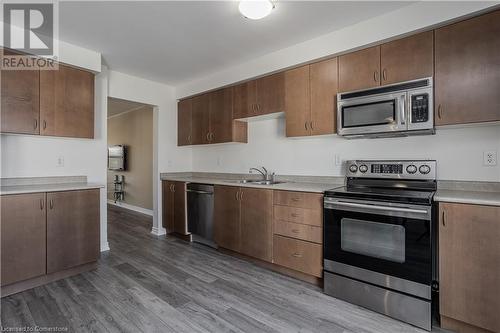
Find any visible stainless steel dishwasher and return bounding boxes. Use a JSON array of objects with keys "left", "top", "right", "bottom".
[{"left": 186, "top": 183, "right": 216, "bottom": 248}]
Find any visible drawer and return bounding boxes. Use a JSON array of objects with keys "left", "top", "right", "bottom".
[
  {"left": 273, "top": 190, "right": 323, "bottom": 210},
  {"left": 273, "top": 205, "right": 322, "bottom": 227},
  {"left": 274, "top": 220, "right": 322, "bottom": 244},
  {"left": 273, "top": 235, "right": 322, "bottom": 277}
]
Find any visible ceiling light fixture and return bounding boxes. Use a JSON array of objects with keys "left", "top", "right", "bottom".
[{"left": 239, "top": 0, "right": 275, "bottom": 20}]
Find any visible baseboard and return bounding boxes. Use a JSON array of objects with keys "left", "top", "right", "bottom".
[
  {"left": 107, "top": 200, "right": 153, "bottom": 216},
  {"left": 151, "top": 226, "right": 166, "bottom": 236}
]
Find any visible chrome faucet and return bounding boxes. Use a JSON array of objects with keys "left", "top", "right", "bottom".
[{"left": 249, "top": 166, "right": 274, "bottom": 181}]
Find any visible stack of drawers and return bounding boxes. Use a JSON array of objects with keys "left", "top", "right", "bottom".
[{"left": 272, "top": 190, "right": 323, "bottom": 277}]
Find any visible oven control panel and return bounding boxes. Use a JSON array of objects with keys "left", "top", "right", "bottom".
[{"left": 346, "top": 160, "right": 436, "bottom": 180}]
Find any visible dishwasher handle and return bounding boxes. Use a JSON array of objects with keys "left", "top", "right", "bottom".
[{"left": 186, "top": 189, "right": 213, "bottom": 195}]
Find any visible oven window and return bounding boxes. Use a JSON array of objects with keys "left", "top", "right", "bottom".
[
  {"left": 341, "top": 218, "right": 405, "bottom": 263},
  {"left": 342, "top": 100, "right": 396, "bottom": 128}
]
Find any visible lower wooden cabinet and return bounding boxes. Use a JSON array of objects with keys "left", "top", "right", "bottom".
[
  {"left": 214, "top": 185, "right": 241, "bottom": 252},
  {"left": 1, "top": 193, "right": 47, "bottom": 286},
  {"left": 0, "top": 189, "right": 100, "bottom": 292},
  {"left": 162, "top": 181, "right": 187, "bottom": 234},
  {"left": 439, "top": 202, "right": 500, "bottom": 333},
  {"left": 273, "top": 235, "right": 322, "bottom": 277},
  {"left": 46, "top": 189, "right": 100, "bottom": 273}
]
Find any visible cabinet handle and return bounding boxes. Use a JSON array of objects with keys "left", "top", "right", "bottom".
[
  {"left": 437, "top": 105, "right": 443, "bottom": 119},
  {"left": 291, "top": 213, "right": 299, "bottom": 218},
  {"left": 187, "top": 135, "right": 192, "bottom": 144},
  {"left": 373, "top": 70, "right": 379, "bottom": 83},
  {"left": 310, "top": 121, "right": 314, "bottom": 130},
  {"left": 291, "top": 229, "right": 299, "bottom": 233},
  {"left": 43, "top": 120, "right": 47, "bottom": 130},
  {"left": 49, "top": 199, "right": 53, "bottom": 209},
  {"left": 291, "top": 197, "right": 300, "bottom": 202},
  {"left": 40, "top": 199, "right": 44, "bottom": 210},
  {"left": 382, "top": 69, "right": 387, "bottom": 81},
  {"left": 240, "top": 190, "right": 243, "bottom": 201},
  {"left": 304, "top": 122, "right": 308, "bottom": 130},
  {"left": 172, "top": 184, "right": 176, "bottom": 192},
  {"left": 252, "top": 104, "right": 256, "bottom": 113},
  {"left": 210, "top": 133, "right": 215, "bottom": 141},
  {"left": 441, "top": 210, "right": 446, "bottom": 226},
  {"left": 206, "top": 132, "right": 210, "bottom": 142},
  {"left": 235, "top": 191, "right": 239, "bottom": 201},
  {"left": 34, "top": 119, "right": 38, "bottom": 130},
  {"left": 292, "top": 253, "right": 302, "bottom": 258}
]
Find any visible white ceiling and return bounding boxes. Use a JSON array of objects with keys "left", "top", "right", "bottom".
[
  {"left": 108, "top": 97, "right": 151, "bottom": 118},
  {"left": 60, "top": 1, "right": 414, "bottom": 86}
]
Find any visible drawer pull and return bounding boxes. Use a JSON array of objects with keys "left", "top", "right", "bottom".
[
  {"left": 291, "top": 213, "right": 299, "bottom": 218},
  {"left": 291, "top": 198, "right": 300, "bottom": 202},
  {"left": 292, "top": 253, "right": 302, "bottom": 258},
  {"left": 291, "top": 229, "right": 299, "bottom": 233}
]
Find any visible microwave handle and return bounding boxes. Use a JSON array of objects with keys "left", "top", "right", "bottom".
[{"left": 399, "top": 94, "right": 406, "bottom": 126}]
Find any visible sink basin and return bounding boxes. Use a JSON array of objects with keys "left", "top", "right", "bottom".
[{"left": 234, "top": 179, "right": 285, "bottom": 185}]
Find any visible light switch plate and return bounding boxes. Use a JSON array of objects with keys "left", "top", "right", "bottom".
[{"left": 483, "top": 151, "right": 497, "bottom": 166}]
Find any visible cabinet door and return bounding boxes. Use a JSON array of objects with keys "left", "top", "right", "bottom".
[
  {"left": 380, "top": 31, "right": 433, "bottom": 85},
  {"left": 310, "top": 57, "right": 338, "bottom": 135},
  {"left": 435, "top": 10, "right": 500, "bottom": 126},
  {"left": 285, "top": 66, "right": 311, "bottom": 137},
  {"left": 40, "top": 64, "right": 94, "bottom": 138},
  {"left": 1, "top": 193, "right": 46, "bottom": 286},
  {"left": 209, "top": 87, "right": 233, "bottom": 143},
  {"left": 177, "top": 99, "right": 192, "bottom": 146},
  {"left": 214, "top": 185, "right": 240, "bottom": 252},
  {"left": 162, "top": 181, "right": 174, "bottom": 232},
  {"left": 1, "top": 64, "right": 40, "bottom": 134},
  {"left": 439, "top": 203, "right": 500, "bottom": 332},
  {"left": 240, "top": 188, "right": 273, "bottom": 262},
  {"left": 46, "top": 189, "right": 100, "bottom": 274},
  {"left": 173, "top": 181, "right": 187, "bottom": 235},
  {"left": 233, "top": 82, "right": 251, "bottom": 119},
  {"left": 338, "top": 46, "right": 380, "bottom": 92},
  {"left": 256, "top": 72, "right": 285, "bottom": 115},
  {"left": 191, "top": 93, "right": 210, "bottom": 144}
]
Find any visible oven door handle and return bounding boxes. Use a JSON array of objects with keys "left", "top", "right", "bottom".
[{"left": 326, "top": 201, "right": 429, "bottom": 215}]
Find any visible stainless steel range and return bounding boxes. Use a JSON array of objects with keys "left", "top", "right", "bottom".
[{"left": 323, "top": 160, "right": 438, "bottom": 331}]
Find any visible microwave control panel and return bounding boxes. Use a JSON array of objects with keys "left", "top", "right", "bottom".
[{"left": 411, "top": 94, "right": 429, "bottom": 123}]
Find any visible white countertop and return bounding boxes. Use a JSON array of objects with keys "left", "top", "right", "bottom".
[
  {"left": 434, "top": 189, "right": 500, "bottom": 207},
  {"left": 0, "top": 182, "right": 105, "bottom": 195},
  {"left": 161, "top": 175, "right": 341, "bottom": 193}
]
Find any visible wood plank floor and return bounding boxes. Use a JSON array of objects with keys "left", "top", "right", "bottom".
[{"left": 2, "top": 205, "right": 438, "bottom": 333}]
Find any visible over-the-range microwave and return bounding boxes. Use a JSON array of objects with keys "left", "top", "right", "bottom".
[{"left": 337, "top": 77, "right": 434, "bottom": 138}]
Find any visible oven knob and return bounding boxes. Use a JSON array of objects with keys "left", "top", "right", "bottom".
[
  {"left": 419, "top": 165, "right": 431, "bottom": 174},
  {"left": 349, "top": 164, "right": 358, "bottom": 173},
  {"left": 406, "top": 165, "right": 417, "bottom": 174},
  {"left": 359, "top": 164, "right": 368, "bottom": 173}
]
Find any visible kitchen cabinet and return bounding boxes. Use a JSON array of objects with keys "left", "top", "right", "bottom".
[
  {"left": 46, "top": 189, "right": 100, "bottom": 273},
  {"left": 435, "top": 10, "right": 500, "bottom": 126},
  {"left": 1, "top": 50, "right": 40, "bottom": 134},
  {"left": 380, "top": 31, "right": 434, "bottom": 85},
  {"left": 285, "top": 58, "right": 338, "bottom": 137},
  {"left": 177, "top": 99, "right": 192, "bottom": 146},
  {"left": 40, "top": 63, "right": 95, "bottom": 138},
  {"left": 1, "top": 193, "right": 47, "bottom": 286},
  {"left": 439, "top": 202, "right": 500, "bottom": 333},
  {"left": 233, "top": 73, "right": 285, "bottom": 119},
  {"left": 339, "top": 46, "right": 381, "bottom": 92},
  {"left": 273, "top": 235, "right": 322, "bottom": 277},
  {"left": 190, "top": 94, "right": 210, "bottom": 145},
  {"left": 240, "top": 187, "right": 273, "bottom": 262},
  {"left": 162, "top": 181, "right": 187, "bottom": 235},
  {"left": 214, "top": 185, "right": 241, "bottom": 252}
]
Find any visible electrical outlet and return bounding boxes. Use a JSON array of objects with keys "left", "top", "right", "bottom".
[
  {"left": 56, "top": 156, "right": 64, "bottom": 167},
  {"left": 483, "top": 151, "right": 497, "bottom": 166}
]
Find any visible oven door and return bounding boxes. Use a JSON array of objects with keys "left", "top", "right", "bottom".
[
  {"left": 337, "top": 92, "right": 407, "bottom": 136},
  {"left": 324, "top": 197, "right": 433, "bottom": 298}
]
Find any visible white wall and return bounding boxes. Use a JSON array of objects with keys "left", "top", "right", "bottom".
[
  {"left": 191, "top": 119, "right": 500, "bottom": 182},
  {"left": 0, "top": 63, "right": 110, "bottom": 251},
  {"left": 107, "top": 70, "right": 192, "bottom": 235}
]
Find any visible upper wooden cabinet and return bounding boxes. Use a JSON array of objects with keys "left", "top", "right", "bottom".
[
  {"left": 435, "top": 10, "right": 500, "bottom": 126},
  {"left": 162, "top": 181, "right": 187, "bottom": 235},
  {"left": 339, "top": 46, "right": 381, "bottom": 92},
  {"left": 339, "top": 32, "right": 433, "bottom": 92},
  {"left": 439, "top": 202, "right": 500, "bottom": 333},
  {"left": 233, "top": 73, "right": 285, "bottom": 119},
  {"left": 1, "top": 68, "right": 40, "bottom": 135},
  {"left": 380, "top": 31, "right": 434, "bottom": 85},
  {"left": 177, "top": 99, "right": 192, "bottom": 146},
  {"left": 285, "top": 58, "right": 338, "bottom": 137},
  {"left": 40, "top": 64, "right": 95, "bottom": 138},
  {"left": 178, "top": 87, "right": 247, "bottom": 146},
  {"left": 1, "top": 193, "right": 47, "bottom": 286}
]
